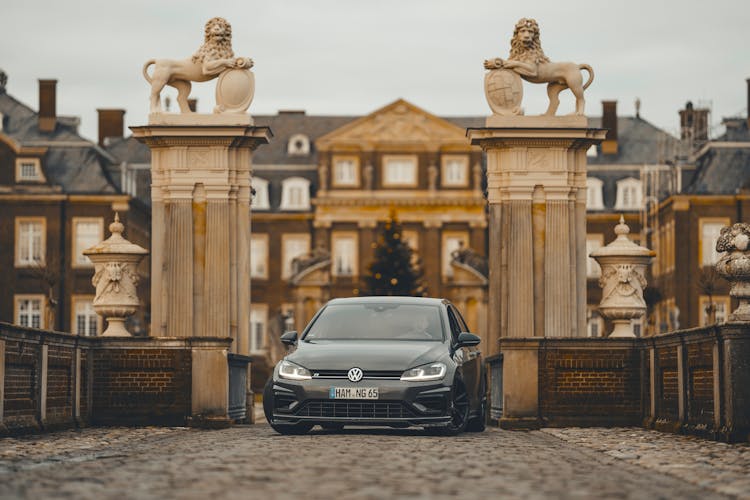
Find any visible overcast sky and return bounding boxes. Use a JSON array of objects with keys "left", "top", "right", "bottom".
[{"left": 2, "top": 0, "right": 748, "bottom": 141}]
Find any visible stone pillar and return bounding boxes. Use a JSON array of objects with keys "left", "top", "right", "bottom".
[
  {"left": 132, "top": 115, "right": 270, "bottom": 355},
  {"left": 469, "top": 117, "right": 605, "bottom": 339}
]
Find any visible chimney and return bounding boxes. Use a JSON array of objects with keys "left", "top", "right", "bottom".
[
  {"left": 679, "top": 101, "right": 709, "bottom": 143},
  {"left": 601, "top": 100, "right": 618, "bottom": 155},
  {"left": 188, "top": 98, "right": 198, "bottom": 112},
  {"left": 97, "top": 109, "right": 125, "bottom": 146},
  {"left": 38, "top": 79, "right": 57, "bottom": 132}
]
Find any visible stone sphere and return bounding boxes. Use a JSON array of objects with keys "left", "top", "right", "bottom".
[{"left": 484, "top": 69, "right": 523, "bottom": 116}]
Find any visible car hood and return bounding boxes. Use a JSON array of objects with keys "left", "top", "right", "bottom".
[{"left": 287, "top": 340, "right": 447, "bottom": 371}]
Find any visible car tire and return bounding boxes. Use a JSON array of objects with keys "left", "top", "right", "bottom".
[
  {"left": 263, "top": 377, "right": 314, "bottom": 435},
  {"left": 437, "top": 379, "right": 470, "bottom": 436},
  {"left": 466, "top": 398, "right": 487, "bottom": 432}
]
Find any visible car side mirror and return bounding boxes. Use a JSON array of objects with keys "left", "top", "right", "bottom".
[
  {"left": 456, "top": 332, "right": 480, "bottom": 348},
  {"left": 280, "top": 331, "right": 298, "bottom": 346}
]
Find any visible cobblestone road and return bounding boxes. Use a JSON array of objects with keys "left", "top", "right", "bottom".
[{"left": 0, "top": 425, "right": 747, "bottom": 500}]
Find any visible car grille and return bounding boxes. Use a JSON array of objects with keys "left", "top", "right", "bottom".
[
  {"left": 294, "top": 400, "right": 417, "bottom": 419},
  {"left": 311, "top": 370, "right": 402, "bottom": 380}
]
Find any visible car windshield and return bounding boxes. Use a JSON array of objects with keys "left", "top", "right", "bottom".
[{"left": 303, "top": 303, "right": 444, "bottom": 342}]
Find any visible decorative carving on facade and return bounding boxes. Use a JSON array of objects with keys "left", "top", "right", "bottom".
[
  {"left": 143, "top": 17, "right": 254, "bottom": 114},
  {"left": 363, "top": 164, "right": 374, "bottom": 190},
  {"left": 590, "top": 216, "right": 655, "bottom": 337},
  {"left": 84, "top": 213, "right": 149, "bottom": 336},
  {"left": 483, "top": 18, "right": 594, "bottom": 116},
  {"left": 318, "top": 163, "right": 328, "bottom": 192},
  {"left": 451, "top": 242, "right": 488, "bottom": 278},
  {"left": 715, "top": 223, "right": 750, "bottom": 322},
  {"left": 291, "top": 245, "right": 331, "bottom": 277}
]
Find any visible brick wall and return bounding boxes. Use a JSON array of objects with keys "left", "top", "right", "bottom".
[
  {"left": 686, "top": 340, "right": 714, "bottom": 426},
  {"left": 538, "top": 342, "right": 642, "bottom": 426},
  {"left": 3, "top": 337, "right": 40, "bottom": 431},
  {"left": 656, "top": 345, "right": 679, "bottom": 421},
  {"left": 91, "top": 347, "right": 191, "bottom": 426},
  {"left": 46, "top": 343, "right": 75, "bottom": 426}
]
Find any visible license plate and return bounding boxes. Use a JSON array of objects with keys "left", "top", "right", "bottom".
[{"left": 329, "top": 387, "right": 379, "bottom": 399}]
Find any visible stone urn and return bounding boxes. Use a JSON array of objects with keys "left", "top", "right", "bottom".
[
  {"left": 590, "top": 216, "right": 655, "bottom": 338},
  {"left": 715, "top": 222, "right": 750, "bottom": 322},
  {"left": 83, "top": 214, "right": 149, "bottom": 336}
]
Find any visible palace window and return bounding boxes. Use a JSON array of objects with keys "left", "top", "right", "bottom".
[
  {"left": 442, "top": 232, "right": 468, "bottom": 279},
  {"left": 250, "top": 234, "right": 268, "bottom": 279},
  {"left": 586, "top": 177, "right": 604, "bottom": 210},
  {"left": 73, "top": 218, "right": 104, "bottom": 267},
  {"left": 287, "top": 134, "right": 310, "bottom": 156},
  {"left": 699, "top": 218, "right": 729, "bottom": 267},
  {"left": 614, "top": 178, "right": 642, "bottom": 210},
  {"left": 280, "top": 177, "right": 310, "bottom": 210},
  {"left": 252, "top": 177, "right": 270, "bottom": 210},
  {"left": 699, "top": 295, "right": 730, "bottom": 326},
  {"left": 72, "top": 296, "right": 98, "bottom": 336},
  {"left": 250, "top": 304, "right": 268, "bottom": 352},
  {"left": 15, "top": 295, "right": 45, "bottom": 329},
  {"left": 441, "top": 155, "right": 468, "bottom": 187},
  {"left": 15, "top": 217, "right": 45, "bottom": 267},
  {"left": 332, "top": 156, "right": 359, "bottom": 187},
  {"left": 332, "top": 232, "right": 358, "bottom": 277},
  {"left": 587, "top": 308, "right": 603, "bottom": 337},
  {"left": 282, "top": 233, "right": 310, "bottom": 279},
  {"left": 383, "top": 155, "right": 417, "bottom": 187},
  {"left": 586, "top": 234, "right": 603, "bottom": 278},
  {"left": 15, "top": 158, "right": 44, "bottom": 182}
]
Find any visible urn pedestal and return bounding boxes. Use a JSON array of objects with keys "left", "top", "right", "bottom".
[
  {"left": 590, "top": 217, "right": 655, "bottom": 338},
  {"left": 83, "top": 214, "right": 149, "bottom": 337}
]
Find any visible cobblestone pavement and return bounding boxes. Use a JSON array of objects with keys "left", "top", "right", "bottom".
[
  {"left": 0, "top": 425, "right": 746, "bottom": 500},
  {"left": 542, "top": 427, "right": 750, "bottom": 499}
]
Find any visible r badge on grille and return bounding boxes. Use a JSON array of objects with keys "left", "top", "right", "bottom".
[{"left": 347, "top": 367, "right": 363, "bottom": 382}]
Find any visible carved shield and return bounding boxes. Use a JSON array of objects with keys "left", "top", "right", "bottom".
[
  {"left": 484, "top": 69, "right": 523, "bottom": 116},
  {"left": 214, "top": 69, "right": 255, "bottom": 114}
]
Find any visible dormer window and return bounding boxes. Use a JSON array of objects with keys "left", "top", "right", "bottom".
[
  {"left": 586, "top": 177, "right": 604, "bottom": 210},
  {"left": 287, "top": 134, "right": 310, "bottom": 156},
  {"left": 280, "top": 177, "right": 310, "bottom": 210},
  {"left": 614, "top": 177, "right": 642, "bottom": 211},
  {"left": 15, "top": 158, "right": 44, "bottom": 182},
  {"left": 252, "top": 177, "right": 270, "bottom": 210}
]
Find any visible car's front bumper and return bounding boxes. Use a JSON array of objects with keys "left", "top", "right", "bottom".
[{"left": 269, "top": 377, "right": 453, "bottom": 427}]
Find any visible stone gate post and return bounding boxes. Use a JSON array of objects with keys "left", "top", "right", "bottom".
[
  {"left": 132, "top": 115, "right": 270, "bottom": 352},
  {"left": 468, "top": 116, "right": 605, "bottom": 340}
]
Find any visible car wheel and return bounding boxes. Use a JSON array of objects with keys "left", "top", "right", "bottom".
[
  {"left": 466, "top": 398, "right": 487, "bottom": 432},
  {"left": 439, "top": 379, "right": 470, "bottom": 436},
  {"left": 263, "top": 377, "right": 314, "bottom": 435}
]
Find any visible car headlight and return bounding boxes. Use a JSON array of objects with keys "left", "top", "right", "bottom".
[
  {"left": 278, "top": 360, "right": 312, "bottom": 381},
  {"left": 400, "top": 362, "right": 447, "bottom": 381}
]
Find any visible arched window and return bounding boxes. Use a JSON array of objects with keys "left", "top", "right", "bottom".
[
  {"left": 252, "top": 177, "right": 270, "bottom": 210},
  {"left": 614, "top": 177, "right": 642, "bottom": 210},
  {"left": 287, "top": 134, "right": 310, "bottom": 156},
  {"left": 280, "top": 177, "right": 310, "bottom": 210},
  {"left": 586, "top": 177, "right": 604, "bottom": 210}
]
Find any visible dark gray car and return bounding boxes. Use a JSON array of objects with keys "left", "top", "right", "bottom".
[{"left": 263, "top": 296, "right": 486, "bottom": 435}]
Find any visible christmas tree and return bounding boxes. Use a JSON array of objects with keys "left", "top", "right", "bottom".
[{"left": 361, "top": 211, "right": 427, "bottom": 297}]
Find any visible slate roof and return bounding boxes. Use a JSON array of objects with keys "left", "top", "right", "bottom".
[
  {"left": 684, "top": 119, "right": 750, "bottom": 195},
  {"left": 586, "top": 116, "right": 678, "bottom": 166},
  {"left": 0, "top": 89, "right": 118, "bottom": 194}
]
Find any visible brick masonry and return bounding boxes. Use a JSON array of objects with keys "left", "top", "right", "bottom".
[
  {"left": 496, "top": 324, "right": 750, "bottom": 442},
  {"left": 1, "top": 322, "right": 232, "bottom": 436}
]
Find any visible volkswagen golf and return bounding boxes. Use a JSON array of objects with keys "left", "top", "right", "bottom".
[{"left": 263, "top": 296, "right": 486, "bottom": 435}]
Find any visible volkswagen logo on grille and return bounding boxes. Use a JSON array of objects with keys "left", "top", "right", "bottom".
[{"left": 347, "top": 367, "right": 363, "bottom": 383}]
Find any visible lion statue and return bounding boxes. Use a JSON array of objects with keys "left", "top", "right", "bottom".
[
  {"left": 484, "top": 18, "right": 594, "bottom": 116},
  {"left": 143, "top": 17, "right": 252, "bottom": 113}
]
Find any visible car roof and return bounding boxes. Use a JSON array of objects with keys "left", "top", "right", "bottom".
[{"left": 326, "top": 296, "right": 448, "bottom": 306}]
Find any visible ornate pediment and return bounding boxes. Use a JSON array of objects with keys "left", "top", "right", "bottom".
[{"left": 316, "top": 99, "right": 468, "bottom": 150}]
